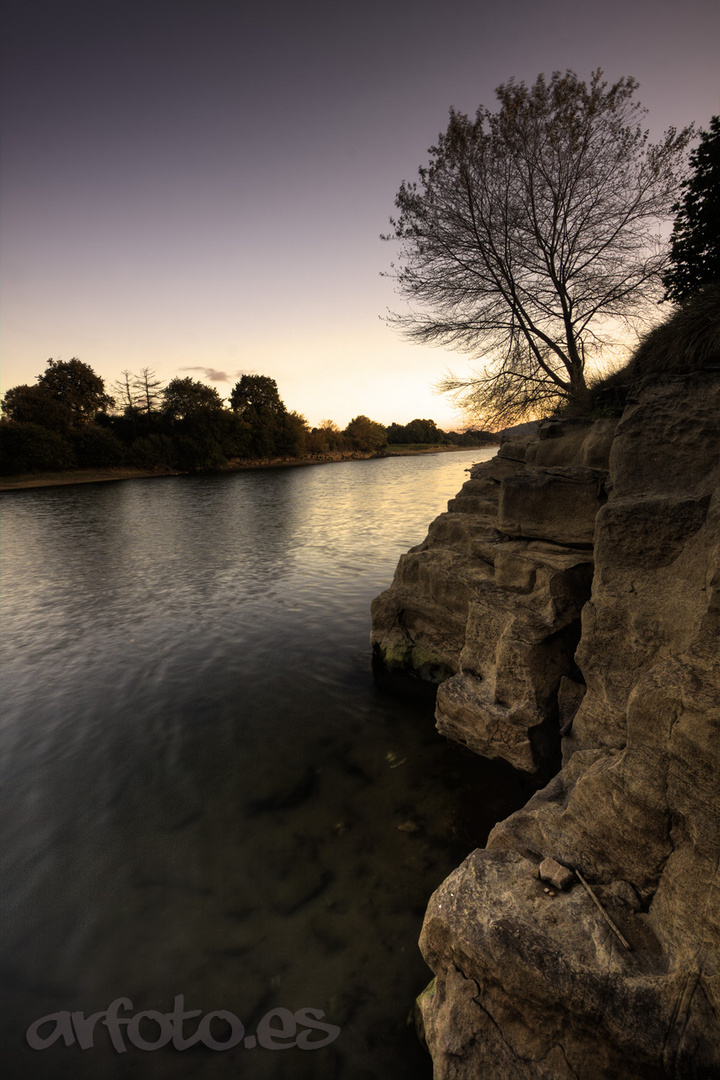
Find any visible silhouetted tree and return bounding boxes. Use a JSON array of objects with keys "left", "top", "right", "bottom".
[
  {"left": 274, "top": 410, "right": 310, "bottom": 457},
  {"left": 228, "top": 375, "right": 291, "bottom": 456},
  {"left": 129, "top": 434, "right": 176, "bottom": 470},
  {"left": 111, "top": 370, "right": 137, "bottom": 414},
  {"left": 307, "top": 420, "right": 346, "bottom": 454},
  {"left": 406, "top": 418, "right": 445, "bottom": 443},
  {"left": 161, "top": 377, "right": 224, "bottom": 420},
  {"left": 134, "top": 368, "right": 165, "bottom": 414},
  {"left": 229, "top": 375, "right": 285, "bottom": 417},
  {"left": 344, "top": 415, "right": 387, "bottom": 452},
  {"left": 663, "top": 115, "right": 720, "bottom": 302},
  {"left": 1, "top": 384, "right": 74, "bottom": 431},
  {"left": 385, "top": 70, "right": 693, "bottom": 425},
  {"left": 36, "top": 358, "right": 114, "bottom": 424}
]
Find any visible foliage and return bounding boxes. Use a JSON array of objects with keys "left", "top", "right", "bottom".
[
  {"left": 663, "top": 116, "right": 720, "bottom": 302},
  {"left": 0, "top": 421, "right": 76, "bottom": 475},
  {"left": 343, "top": 415, "right": 387, "bottom": 452},
  {"left": 387, "top": 418, "right": 447, "bottom": 444},
  {"left": 307, "top": 420, "right": 347, "bottom": 454},
  {"left": 631, "top": 280, "right": 720, "bottom": 377},
  {"left": 1, "top": 384, "right": 74, "bottom": 431},
  {"left": 228, "top": 375, "right": 302, "bottom": 457},
  {"left": 70, "top": 424, "right": 126, "bottom": 467},
  {"left": 129, "top": 434, "right": 176, "bottom": 470},
  {"left": 452, "top": 428, "right": 498, "bottom": 446},
  {"left": 584, "top": 280, "right": 720, "bottom": 416},
  {"left": 1, "top": 360, "right": 456, "bottom": 475},
  {"left": 385, "top": 70, "right": 693, "bottom": 426},
  {"left": 161, "top": 377, "right": 224, "bottom": 420},
  {"left": 386, "top": 418, "right": 498, "bottom": 445},
  {"left": 37, "top": 358, "right": 114, "bottom": 424},
  {"left": 172, "top": 431, "right": 227, "bottom": 472},
  {"left": 230, "top": 375, "right": 285, "bottom": 416},
  {"left": 273, "top": 411, "right": 310, "bottom": 457}
]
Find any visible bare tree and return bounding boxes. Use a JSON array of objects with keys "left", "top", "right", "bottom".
[
  {"left": 133, "top": 368, "right": 164, "bottom": 415},
  {"left": 384, "top": 70, "right": 693, "bottom": 425},
  {"left": 111, "top": 370, "right": 137, "bottom": 414}
]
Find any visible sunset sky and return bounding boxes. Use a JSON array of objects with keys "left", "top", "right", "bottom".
[{"left": 2, "top": 0, "right": 718, "bottom": 430}]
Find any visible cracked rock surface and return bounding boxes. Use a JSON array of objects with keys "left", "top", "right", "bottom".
[
  {"left": 371, "top": 417, "right": 605, "bottom": 775},
  {"left": 372, "top": 321, "right": 720, "bottom": 1076},
  {"left": 417, "top": 370, "right": 720, "bottom": 1079}
]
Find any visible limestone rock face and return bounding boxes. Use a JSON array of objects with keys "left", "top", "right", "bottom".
[
  {"left": 498, "top": 465, "right": 607, "bottom": 545},
  {"left": 371, "top": 418, "right": 610, "bottom": 773},
  {"left": 416, "top": 370, "right": 720, "bottom": 1079}
]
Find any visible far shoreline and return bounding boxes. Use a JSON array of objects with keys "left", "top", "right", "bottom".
[{"left": 0, "top": 443, "right": 498, "bottom": 492}]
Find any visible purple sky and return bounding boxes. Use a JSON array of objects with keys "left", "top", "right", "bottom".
[{"left": 2, "top": 0, "right": 718, "bottom": 429}]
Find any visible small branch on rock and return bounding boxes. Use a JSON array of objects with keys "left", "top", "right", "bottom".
[{"left": 575, "top": 869, "right": 632, "bottom": 951}]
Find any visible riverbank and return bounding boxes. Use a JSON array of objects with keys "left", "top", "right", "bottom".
[
  {"left": 372, "top": 288, "right": 720, "bottom": 1078},
  {"left": 0, "top": 444, "right": 495, "bottom": 491}
]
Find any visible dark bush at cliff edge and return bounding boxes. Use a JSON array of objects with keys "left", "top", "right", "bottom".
[{"left": 586, "top": 282, "right": 720, "bottom": 417}]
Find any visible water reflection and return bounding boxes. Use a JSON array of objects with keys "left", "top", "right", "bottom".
[{"left": 0, "top": 451, "right": 531, "bottom": 1079}]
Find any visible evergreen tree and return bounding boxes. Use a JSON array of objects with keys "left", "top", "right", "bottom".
[{"left": 663, "top": 116, "right": 720, "bottom": 302}]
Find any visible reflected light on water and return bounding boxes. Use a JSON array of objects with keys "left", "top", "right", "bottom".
[{"left": 0, "top": 450, "right": 531, "bottom": 1080}]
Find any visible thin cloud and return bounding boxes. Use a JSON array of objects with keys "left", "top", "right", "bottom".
[{"left": 179, "top": 367, "right": 241, "bottom": 384}]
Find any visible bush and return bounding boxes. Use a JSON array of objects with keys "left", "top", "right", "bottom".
[
  {"left": 273, "top": 411, "right": 309, "bottom": 457},
  {"left": 172, "top": 433, "right": 226, "bottom": 472},
  {"left": 129, "top": 434, "right": 176, "bottom": 470},
  {"left": 0, "top": 421, "right": 76, "bottom": 475},
  {"left": 70, "top": 424, "right": 126, "bottom": 467},
  {"left": 585, "top": 281, "right": 720, "bottom": 417}
]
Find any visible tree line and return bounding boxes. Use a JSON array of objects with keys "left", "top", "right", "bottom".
[
  {"left": 0, "top": 365, "right": 490, "bottom": 477},
  {"left": 386, "top": 417, "right": 495, "bottom": 446}
]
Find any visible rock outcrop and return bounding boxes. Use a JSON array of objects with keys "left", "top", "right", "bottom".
[
  {"left": 371, "top": 417, "right": 616, "bottom": 776},
  {"left": 372, "top": 287, "right": 720, "bottom": 1078}
]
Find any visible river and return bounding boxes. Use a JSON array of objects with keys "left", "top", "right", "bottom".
[{"left": 0, "top": 450, "right": 531, "bottom": 1080}]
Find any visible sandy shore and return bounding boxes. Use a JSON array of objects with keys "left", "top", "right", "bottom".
[{"left": 0, "top": 445, "right": 495, "bottom": 492}]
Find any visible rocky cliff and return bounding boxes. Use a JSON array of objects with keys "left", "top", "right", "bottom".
[{"left": 371, "top": 288, "right": 720, "bottom": 1078}]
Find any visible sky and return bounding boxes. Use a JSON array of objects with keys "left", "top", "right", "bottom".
[{"left": 1, "top": 0, "right": 718, "bottom": 430}]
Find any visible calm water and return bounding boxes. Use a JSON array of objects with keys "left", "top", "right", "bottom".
[{"left": 0, "top": 450, "right": 530, "bottom": 1080}]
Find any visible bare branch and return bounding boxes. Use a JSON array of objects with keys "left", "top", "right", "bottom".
[{"left": 384, "top": 70, "right": 693, "bottom": 423}]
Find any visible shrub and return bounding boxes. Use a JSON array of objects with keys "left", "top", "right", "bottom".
[
  {"left": 129, "top": 434, "right": 176, "bottom": 470},
  {"left": 0, "top": 421, "right": 76, "bottom": 475},
  {"left": 70, "top": 424, "right": 125, "bottom": 467}
]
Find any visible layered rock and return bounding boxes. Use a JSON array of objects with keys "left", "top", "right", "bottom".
[
  {"left": 372, "top": 288, "right": 720, "bottom": 1077},
  {"left": 416, "top": 367, "right": 720, "bottom": 1078},
  {"left": 371, "top": 419, "right": 614, "bottom": 774}
]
